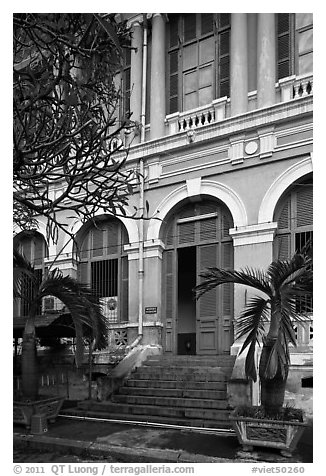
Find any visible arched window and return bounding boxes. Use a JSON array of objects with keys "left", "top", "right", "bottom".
[
  {"left": 274, "top": 176, "right": 312, "bottom": 313},
  {"left": 75, "top": 217, "right": 129, "bottom": 323},
  {"left": 13, "top": 231, "right": 48, "bottom": 317}
]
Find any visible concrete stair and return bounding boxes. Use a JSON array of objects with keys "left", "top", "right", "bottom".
[{"left": 68, "top": 354, "right": 236, "bottom": 429}]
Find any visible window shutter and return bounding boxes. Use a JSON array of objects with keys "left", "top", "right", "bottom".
[
  {"left": 168, "top": 51, "right": 179, "bottom": 114},
  {"left": 184, "top": 14, "right": 197, "bottom": 42},
  {"left": 198, "top": 244, "right": 218, "bottom": 319},
  {"left": 296, "top": 186, "right": 313, "bottom": 227},
  {"left": 278, "top": 196, "right": 291, "bottom": 230},
  {"left": 201, "top": 14, "right": 214, "bottom": 36},
  {"left": 107, "top": 222, "right": 119, "bottom": 255},
  {"left": 120, "top": 256, "right": 129, "bottom": 322},
  {"left": 277, "top": 13, "right": 291, "bottom": 80},
  {"left": 275, "top": 234, "right": 291, "bottom": 260},
  {"left": 199, "top": 217, "right": 217, "bottom": 242},
  {"left": 221, "top": 241, "right": 233, "bottom": 315},
  {"left": 92, "top": 227, "right": 104, "bottom": 257},
  {"left": 78, "top": 261, "right": 88, "bottom": 284},
  {"left": 178, "top": 221, "right": 196, "bottom": 244},
  {"left": 33, "top": 236, "right": 44, "bottom": 266},
  {"left": 165, "top": 250, "right": 174, "bottom": 320},
  {"left": 218, "top": 29, "right": 230, "bottom": 98},
  {"left": 169, "top": 15, "right": 179, "bottom": 47}
]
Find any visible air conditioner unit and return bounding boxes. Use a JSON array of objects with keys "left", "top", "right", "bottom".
[
  {"left": 101, "top": 296, "right": 118, "bottom": 323},
  {"left": 43, "top": 297, "right": 55, "bottom": 312}
]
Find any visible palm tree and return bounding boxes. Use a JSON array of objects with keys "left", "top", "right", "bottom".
[
  {"left": 14, "top": 248, "right": 108, "bottom": 400},
  {"left": 194, "top": 252, "right": 312, "bottom": 416}
]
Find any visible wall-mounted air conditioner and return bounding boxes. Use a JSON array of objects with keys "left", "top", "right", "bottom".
[{"left": 101, "top": 296, "right": 118, "bottom": 323}]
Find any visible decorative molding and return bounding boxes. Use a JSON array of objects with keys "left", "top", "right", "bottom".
[
  {"left": 186, "top": 177, "right": 201, "bottom": 197},
  {"left": 245, "top": 140, "right": 258, "bottom": 155},
  {"left": 229, "top": 134, "right": 245, "bottom": 165},
  {"left": 258, "top": 155, "right": 313, "bottom": 223},
  {"left": 229, "top": 222, "right": 278, "bottom": 246},
  {"left": 258, "top": 125, "right": 275, "bottom": 159},
  {"left": 147, "top": 179, "right": 248, "bottom": 241},
  {"left": 121, "top": 96, "right": 313, "bottom": 167}
]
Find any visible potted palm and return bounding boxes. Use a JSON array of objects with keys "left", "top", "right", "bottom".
[
  {"left": 194, "top": 252, "right": 312, "bottom": 457},
  {"left": 13, "top": 248, "right": 108, "bottom": 428}
]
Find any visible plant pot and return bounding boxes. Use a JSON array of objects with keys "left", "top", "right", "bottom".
[
  {"left": 230, "top": 414, "right": 307, "bottom": 457},
  {"left": 13, "top": 395, "right": 64, "bottom": 429}
]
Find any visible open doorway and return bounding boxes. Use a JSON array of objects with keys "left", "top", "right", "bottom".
[{"left": 177, "top": 246, "right": 196, "bottom": 355}]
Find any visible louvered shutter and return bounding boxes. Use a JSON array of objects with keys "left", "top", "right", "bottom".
[
  {"left": 107, "top": 221, "right": 119, "bottom": 254},
  {"left": 78, "top": 261, "right": 88, "bottom": 284},
  {"left": 218, "top": 29, "right": 230, "bottom": 98},
  {"left": 201, "top": 14, "right": 214, "bottom": 35},
  {"left": 178, "top": 221, "right": 196, "bottom": 244},
  {"left": 296, "top": 186, "right": 313, "bottom": 227},
  {"left": 197, "top": 243, "right": 219, "bottom": 354},
  {"left": 169, "top": 15, "right": 179, "bottom": 47},
  {"left": 275, "top": 234, "right": 291, "bottom": 260},
  {"left": 168, "top": 50, "right": 179, "bottom": 114},
  {"left": 33, "top": 237, "right": 44, "bottom": 266},
  {"left": 164, "top": 250, "right": 175, "bottom": 352},
  {"left": 221, "top": 241, "right": 233, "bottom": 352},
  {"left": 120, "top": 256, "right": 129, "bottom": 322},
  {"left": 199, "top": 217, "right": 217, "bottom": 242},
  {"left": 277, "top": 13, "right": 291, "bottom": 80},
  {"left": 184, "top": 14, "right": 197, "bottom": 42},
  {"left": 92, "top": 227, "right": 104, "bottom": 257},
  {"left": 278, "top": 196, "right": 291, "bottom": 231}
]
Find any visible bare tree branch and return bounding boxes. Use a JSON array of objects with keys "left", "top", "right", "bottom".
[{"left": 13, "top": 13, "right": 138, "bottom": 244}]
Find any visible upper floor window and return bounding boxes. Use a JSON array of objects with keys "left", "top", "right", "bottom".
[
  {"left": 277, "top": 13, "right": 313, "bottom": 80},
  {"left": 167, "top": 13, "right": 231, "bottom": 115}
]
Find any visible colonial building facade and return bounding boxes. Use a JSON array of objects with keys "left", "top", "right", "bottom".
[{"left": 14, "top": 13, "right": 313, "bottom": 402}]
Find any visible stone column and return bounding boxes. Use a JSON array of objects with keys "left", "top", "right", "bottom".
[
  {"left": 230, "top": 13, "right": 248, "bottom": 116},
  {"left": 257, "top": 13, "right": 276, "bottom": 108},
  {"left": 129, "top": 21, "right": 143, "bottom": 144},
  {"left": 150, "top": 14, "right": 166, "bottom": 139}
]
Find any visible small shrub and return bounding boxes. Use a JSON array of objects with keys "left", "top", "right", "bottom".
[{"left": 232, "top": 405, "right": 304, "bottom": 422}]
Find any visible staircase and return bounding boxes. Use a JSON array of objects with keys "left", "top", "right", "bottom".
[{"left": 69, "top": 354, "right": 236, "bottom": 429}]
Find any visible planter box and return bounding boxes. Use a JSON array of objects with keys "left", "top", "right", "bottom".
[
  {"left": 13, "top": 396, "right": 64, "bottom": 428},
  {"left": 230, "top": 414, "right": 307, "bottom": 457}
]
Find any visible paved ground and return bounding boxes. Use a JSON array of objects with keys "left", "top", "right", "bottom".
[{"left": 13, "top": 415, "right": 313, "bottom": 464}]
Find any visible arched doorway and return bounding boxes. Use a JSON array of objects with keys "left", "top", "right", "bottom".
[{"left": 161, "top": 198, "right": 234, "bottom": 355}]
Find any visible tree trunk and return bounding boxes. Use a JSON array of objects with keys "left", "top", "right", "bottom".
[
  {"left": 21, "top": 321, "right": 39, "bottom": 400},
  {"left": 259, "top": 340, "right": 288, "bottom": 415}
]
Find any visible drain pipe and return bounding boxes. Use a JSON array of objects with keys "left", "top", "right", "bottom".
[{"left": 127, "top": 14, "right": 147, "bottom": 350}]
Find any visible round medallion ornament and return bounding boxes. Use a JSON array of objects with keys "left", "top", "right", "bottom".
[{"left": 245, "top": 141, "right": 258, "bottom": 155}]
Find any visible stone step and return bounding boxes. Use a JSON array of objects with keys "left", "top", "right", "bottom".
[
  {"left": 141, "top": 363, "right": 235, "bottom": 372},
  {"left": 77, "top": 400, "right": 231, "bottom": 423},
  {"left": 112, "top": 394, "right": 229, "bottom": 409},
  {"left": 119, "top": 386, "right": 227, "bottom": 400},
  {"left": 60, "top": 407, "right": 232, "bottom": 429},
  {"left": 132, "top": 369, "right": 227, "bottom": 381},
  {"left": 146, "top": 355, "right": 236, "bottom": 364},
  {"left": 125, "top": 379, "right": 227, "bottom": 391}
]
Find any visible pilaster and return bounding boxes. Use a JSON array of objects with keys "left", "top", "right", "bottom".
[
  {"left": 257, "top": 13, "right": 276, "bottom": 108},
  {"left": 150, "top": 13, "right": 166, "bottom": 139},
  {"left": 230, "top": 13, "right": 248, "bottom": 115}
]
